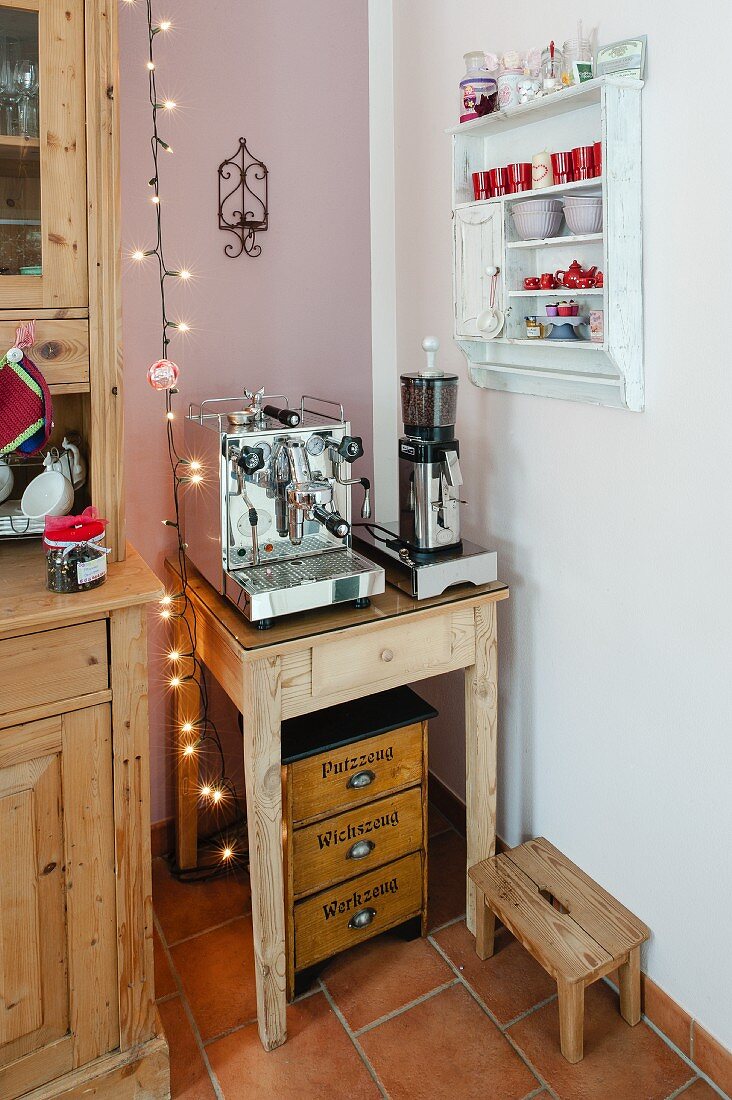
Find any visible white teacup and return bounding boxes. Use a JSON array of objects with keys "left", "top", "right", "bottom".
[
  {"left": 21, "top": 467, "right": 74, "bottom": 519},
  {"left": 0, "top": 459, "right": 14, "bottom": 505}
]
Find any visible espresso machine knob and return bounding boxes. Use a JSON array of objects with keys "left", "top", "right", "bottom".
[
  {"left": 312, "top": 505, "right": 350, "bottom": 539},
  {"left": 238, "top": 446, "right": 267, "bottom": 474}
]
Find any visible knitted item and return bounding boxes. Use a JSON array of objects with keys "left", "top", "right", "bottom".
[{"left": 0, "top": 321, "right": 53, "bottom": 457}]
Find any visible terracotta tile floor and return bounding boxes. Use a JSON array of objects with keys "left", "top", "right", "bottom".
[{"left": 153, "top": 815, "right": 723, "bottom": 1099}]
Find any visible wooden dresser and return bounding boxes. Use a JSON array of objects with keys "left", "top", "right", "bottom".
[
  {"left": 282, "top": 687, "right": 435, "bottom": 997},
  {"left": 0, "top": 542, "right": 169, "bottom": 1100}
]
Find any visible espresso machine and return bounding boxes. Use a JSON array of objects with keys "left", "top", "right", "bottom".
[
  {"left": 354, "top": 337, "right": 497, "bottom": 598},
  {"left": 183, "top": 389, "right": 384, "bottom": 627}
]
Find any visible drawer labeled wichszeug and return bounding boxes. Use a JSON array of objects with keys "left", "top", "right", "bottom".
[{"left": 292, "top": 787, "right": 423, "bottom": 897}]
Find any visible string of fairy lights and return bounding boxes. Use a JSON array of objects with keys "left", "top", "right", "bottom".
[{"left": 124, "top": 0, "right": 245, "bottom": 877}]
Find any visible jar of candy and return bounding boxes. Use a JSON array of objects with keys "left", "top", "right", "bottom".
[
  {"left": 44, "top": 510, "right": 109, "bottom": 593},
  {"left": 459, "top": 52, "right": 498, "bottom": 123}
]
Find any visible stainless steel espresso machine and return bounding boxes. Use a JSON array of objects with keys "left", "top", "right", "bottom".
[
  {"left": 184, "top": 389, "right": 384, "bottom": 627},
  {"left": 354, "top": 337, "right": 497, "bottom": 599}
]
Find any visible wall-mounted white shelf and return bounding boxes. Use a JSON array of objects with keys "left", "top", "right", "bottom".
[
  {"left": 506, "top": 232, "right": 603, "bottom": 250},
  {"left": 446, "top": 75, "right": 640, "bottom": 136},
  {"left": 508, "top": 288, "right": 603, "bottom": 298},
  {"left": 450, "top": 75, "right": 644, "bottom": 411}
]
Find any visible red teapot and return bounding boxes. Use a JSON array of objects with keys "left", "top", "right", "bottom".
[{"left": 555, "top": 260, "right": 597, "bottom": 289}]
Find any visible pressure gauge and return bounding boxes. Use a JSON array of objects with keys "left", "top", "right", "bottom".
[{"left": 306, "top": 434, "right": 327, "bottom": 457}]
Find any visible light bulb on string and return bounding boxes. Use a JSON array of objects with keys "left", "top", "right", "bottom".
[
  {"left": 182, "top": 743, "right": 196, "bottom": 757},
  {"left": 146, "top": 60, "right": 155, "bottom": 71},
  {"left": 169, "top": 675, "right": 182, "bottom": 689},
  {"left": 221, "top": 846, "right": 234, "bottom": 863},
  {"left": 200, "top": 784, "right": 212, "bottom": 800}
]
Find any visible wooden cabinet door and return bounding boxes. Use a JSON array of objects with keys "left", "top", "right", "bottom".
[
  {"left": 0, "top": 705, "right": 118, "bottom": 1099},
  {"left": 454, "top": 204, "right": 503, "bottom": 338},
  {"left": 0, "top": 0, "right": 87, "bottom": 310}
]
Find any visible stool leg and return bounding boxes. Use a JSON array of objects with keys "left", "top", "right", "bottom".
[
  {"left": 474, "top": 893, "right": 495, "bottom": 960},
  {"left": 558, "top": 977, "right": 584, "bottom": 1063},
  {"left": 618, "top": 946, "right": 642, "bottom": 1026}
]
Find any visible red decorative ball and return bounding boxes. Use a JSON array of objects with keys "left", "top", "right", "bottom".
[{"left": 147, "top": 359, "right": 180, "bottom": 391}]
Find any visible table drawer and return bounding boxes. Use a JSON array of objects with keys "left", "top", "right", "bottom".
[
  {"left": 290, "top": 723, "right": 423, "bottom": 824},
  {"left": 295, "top": 852, "right": 423, "bottom": 971},
  {"left": 292, "top": 786, "right": 423, "bottom": 897},
  {"left": 289, "top": 608, "right": 475, "bottom": 717},
  {"left": 0, "top": 621, "right": 108, "bottom": 719}
]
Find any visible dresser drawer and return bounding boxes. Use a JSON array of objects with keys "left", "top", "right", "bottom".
[
  {"left": 292, "top": 786, "right": 423, "bottom": 897},
  {"left": 0, "top": 319, "right": 90, "bottom": 388},
  {"left": 290, "top": 723, "right": 423, "bottom": 825},
  {"left": 0, "top": 622, "right": 108, "bottom": 719},
  {"left": 295, "top": 852, "right": 423, "bottom": 971}
]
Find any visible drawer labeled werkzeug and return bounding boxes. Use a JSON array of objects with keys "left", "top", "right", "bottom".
[
  {"left": 294, "top": 852, "right": 423, "bottom": 971},
  {"left": 289, "top": 723, "right": 423, "bottom": 824},
  {"left": 292, "top": 786, "right": 423, "bottom": 897}
]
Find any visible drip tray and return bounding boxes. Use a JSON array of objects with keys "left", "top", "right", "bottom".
[{"left": 225, "top": 547, "right": 385, "bottom": 622}]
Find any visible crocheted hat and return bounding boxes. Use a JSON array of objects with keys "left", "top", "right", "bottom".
[{"left": 0, "top": 321, "right": 53, "bottom": 456}]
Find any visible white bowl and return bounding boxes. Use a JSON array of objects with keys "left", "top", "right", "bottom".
[
  {"left": 511, "top": 197, "right": 563, "bottom": 213},
  {"left": 563, "top": 194, "right": 602, "bottom": 205},
  {"left": 512, "top": 209, "right": 563, "bottom": 241},
  {"left": 0, "top": 461, "right": 14, "bottom": 505},
  {"left": 565, "top": 204, "right": 603, "bottom": 234},
  {"left": 21, "top": 470, "right": 75, "bottom": 519}
]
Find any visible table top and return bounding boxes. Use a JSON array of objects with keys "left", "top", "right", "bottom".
[
  {"left": 0, "top": 541, "right": 163, "bottom": 636},
  {"left": 165, "top": 555, "right": 508, "bottom": 653}
]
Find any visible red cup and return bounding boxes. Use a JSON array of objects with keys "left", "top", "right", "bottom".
[
  {"left": 551, "top": 151, "right": 575, "bottom": 184},
  {"left": 507, "top": 162, "right": 532, "bottom": 193},
  {"left": 595, "top": 270, "right": 604, "bottom": 287},
  {"left": 472, "top": 171, "right": 491, "bottom": 200},
  {"left": 593, "top": 141, "right": 602, "bottom": 177},
  {"left": 487, "top": 166, "right": 509, "bottom": 197},
  {"left": 571, "top": 145, "right": 595, "bottom": 181},
  {"left": 539, "top": 273, "right": 556, "bottom": 290},
  {"left": 524, "top": 277, "right": 541, "bottom": 290}
]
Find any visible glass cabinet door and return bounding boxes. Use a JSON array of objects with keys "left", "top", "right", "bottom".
[{"left": 0, "top": 0, "right": 86, "bottom": 310}]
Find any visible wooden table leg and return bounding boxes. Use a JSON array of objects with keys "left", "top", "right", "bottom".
[
  {"left": 464, "top": 601, "right": 498, "bottom": 935},
  {"left": 241, "top": 656, "right": 287, "bottom": 1050},
  {"left": 174, "top": 605, "right": 201, "bottom": 871},
  {"left": 475, "top": 893, "right": 496, "bottom": 960}
]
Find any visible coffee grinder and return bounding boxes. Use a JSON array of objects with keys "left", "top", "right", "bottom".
[{"left": 354, "top": 337, "right": 497, "bottom": 599}]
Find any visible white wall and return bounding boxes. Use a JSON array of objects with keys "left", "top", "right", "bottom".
[{"left": 389, "top": 0, "right": 732, "bottom": 1050}]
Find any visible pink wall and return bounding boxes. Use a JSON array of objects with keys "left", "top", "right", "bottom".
[{"left": 119, "top": 0, "right": 373, "bottom": 822}]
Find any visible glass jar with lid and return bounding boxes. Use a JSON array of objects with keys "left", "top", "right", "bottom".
[{"left": 459, "top": 51, "right": 498, "bottom": 123}]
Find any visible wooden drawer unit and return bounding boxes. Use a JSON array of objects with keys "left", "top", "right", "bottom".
[
  {"left": 294, "top": 852, "right": 423, "bottom": 972},
  {"left": 289, "top": 723, "right": 423, "bottom": 824},
  {"left": 0, "top": 621, "right": 108, "bottom": 720},
  {"left": 282, "top": 686, "right": 434, "bottom": 999},
  {"left": 292, "top": 786, "right": 424, "bottom": 898}
]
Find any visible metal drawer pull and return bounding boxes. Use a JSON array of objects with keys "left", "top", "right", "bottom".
[
  {"left": 348, "top": 907, "right": 376, "bottom": 930},
  {"left": 347, "top": 769, "right": 375, "bottom": 790},
  {"left": 381, "top": 648, "right": 394, "bottom": 663},
  {"left": 346, "top": 839, "right": 375, "bottom": 861}
]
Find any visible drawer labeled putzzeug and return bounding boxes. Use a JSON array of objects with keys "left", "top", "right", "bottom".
[
  {"left": 292, "top": 787, "right": 423, "bottom": 898},
  {"left": 289, "top": 723, "right": 423, "bottom": 824},
  {"left": 294, "top": 852, "right": 423, "bottom": 971}
]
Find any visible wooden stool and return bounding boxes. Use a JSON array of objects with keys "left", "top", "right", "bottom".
[{"left": 469, "top": 837, "right": 649, "bottom": 1063}]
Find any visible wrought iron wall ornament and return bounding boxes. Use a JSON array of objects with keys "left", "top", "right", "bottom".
[{"left": 218, "top": 137, "right": 269, "bottom": 258}]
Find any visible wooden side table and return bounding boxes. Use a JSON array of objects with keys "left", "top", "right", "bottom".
[{"left": 166, "top": 556, "right": 508, "bottom": 1051}]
